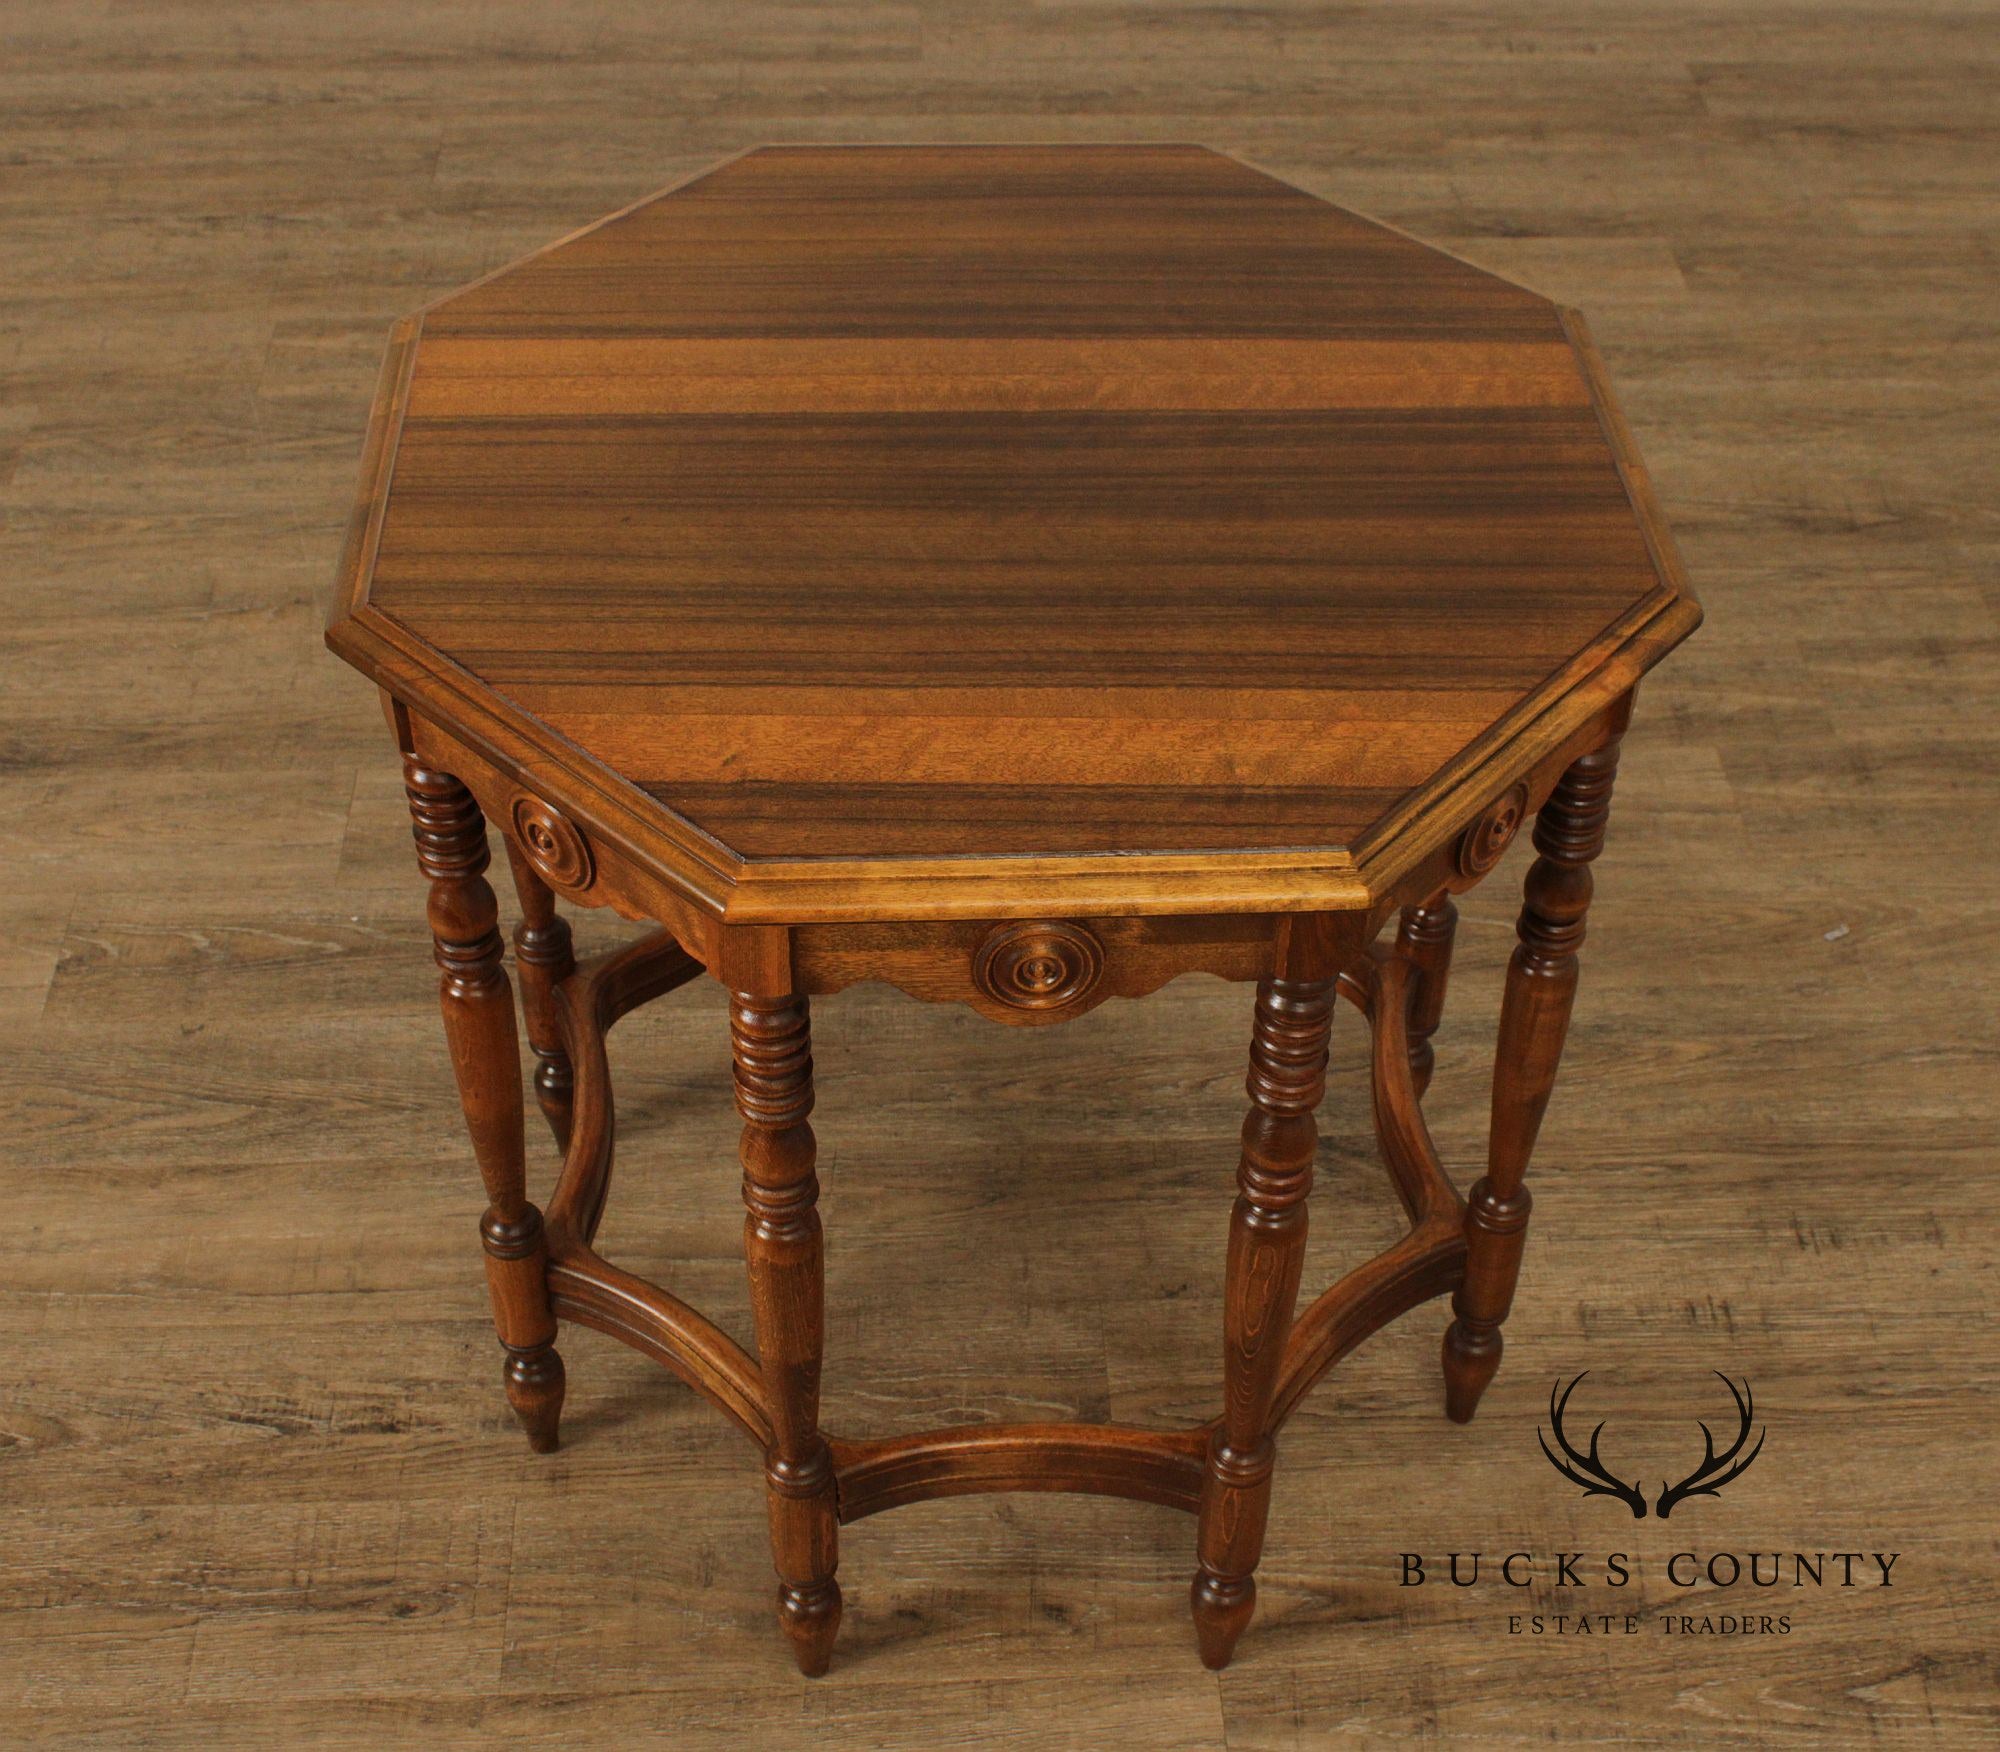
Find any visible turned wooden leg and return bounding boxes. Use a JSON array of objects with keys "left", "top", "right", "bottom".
[
  {"left": 504, "top": 843, "right": 577, "bottom": 1153},
  {"left": 1192, "top": 976, "right": 1335, "bottom": 1670},
  {"left": 1396, "top": 893, "right": 1458, "bottom": 1099},
  {"left": 1443, "top": 740, "right": 1620, "bottom": 1424},
  {"left": 405, "top": 758, "right": 564, "bottom": 1454},
  {"left": 732, "top": 993, "right": 842, "bottom": 1677}
]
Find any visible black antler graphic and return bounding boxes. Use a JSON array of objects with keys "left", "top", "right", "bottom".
[
  {"left": 1655, "top": 1373, "right": 1764, "bottom": 1519},
  {"left": 1537, "top": 1373, "right": 1648, "bottom": 1518}
]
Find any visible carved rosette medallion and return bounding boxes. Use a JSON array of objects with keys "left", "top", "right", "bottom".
[
  {"left": 972, "top": 919, "right": 1105, "bottom": 1014},
  {"left": 510, "top": 792, "right": 595, "bottom": 892},
  {"left": 1455, "top": 780, "right": 1531, "bottom": 878}
]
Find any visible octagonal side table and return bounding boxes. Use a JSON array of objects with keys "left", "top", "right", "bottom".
[{"left": 326, "top": 144, "right": 1700, "bottom": 1674}]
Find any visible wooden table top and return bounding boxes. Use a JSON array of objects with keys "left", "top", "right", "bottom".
[{"left": 329, "top": 144, "right": 1697, "bottom": 923}]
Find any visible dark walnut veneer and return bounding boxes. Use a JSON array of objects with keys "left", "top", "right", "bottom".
[{"left": 326, "top": 144, "right": 1699, "bottom": 1673}]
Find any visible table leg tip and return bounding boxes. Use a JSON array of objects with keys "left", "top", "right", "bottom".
[
  {"left": 779, "top": 1581, "right": 842, "bottom": 1677},
  {"left": 1190, "top": 1570, "right": 1253, "bottom": 1670},
  {"left": 505, "top": 1347, "right": 566, "bottom": 1452},
  {"left": 1441, "top": 1322, "right": 1501, "bottom": 1423}
]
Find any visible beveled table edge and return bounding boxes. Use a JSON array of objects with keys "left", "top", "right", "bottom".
[{"left": 328, "top": 586, "right": 1691, "bottom": 926}]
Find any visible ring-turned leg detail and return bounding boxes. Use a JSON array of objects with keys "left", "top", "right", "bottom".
[
  {"left": 1395, "top": 894, "right": 1458, "bottom": 1100},
  {"left": 1192, "top": 976, "right": 1335, "bottom": 1669},
  {"left": 1444, "top": 740, "right": 1621, "bottom": 1424},
  {"left": 732, "top": 993, "right": 842, "bottom": 1677},
  {"left": 405, "top": 759, "right": 564, "bottom": 1453},
  {"left": 505, "top": 844, "right": 577, "bottom": 1155}
]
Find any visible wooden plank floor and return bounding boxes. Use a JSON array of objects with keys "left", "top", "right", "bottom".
[{"left": 3, "top": 4, "right": 1995, "bottom": 1746}]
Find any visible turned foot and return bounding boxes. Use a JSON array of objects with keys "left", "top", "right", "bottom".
[
  {"left": 778, "top": 1578, "right": 843, "bottom": 1677},
  {"left": 1190, "top": 1569, "right": 1256, "bottom": 1670},
  {"left": 504, "top": 1345, "right": 566, "bottom": 1453},
  {"left": 1441, "top": 1314, "right": 1504, "bottom": 1424}
]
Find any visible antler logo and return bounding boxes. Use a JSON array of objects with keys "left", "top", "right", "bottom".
[
  {"left": 1654, "top": 1375, "right": 1766, "bottom": 1518},
  {"left": 1538, "top": 1374, "right": 1648, "bottom": 1517},
  {"left": 1538, "top": 1372, "right": 1765, "bottom": 1520}
]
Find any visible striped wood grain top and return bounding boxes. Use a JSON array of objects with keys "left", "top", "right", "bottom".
[{"left": 343, "top": 144, "right": 1694, "bottom": 883}]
